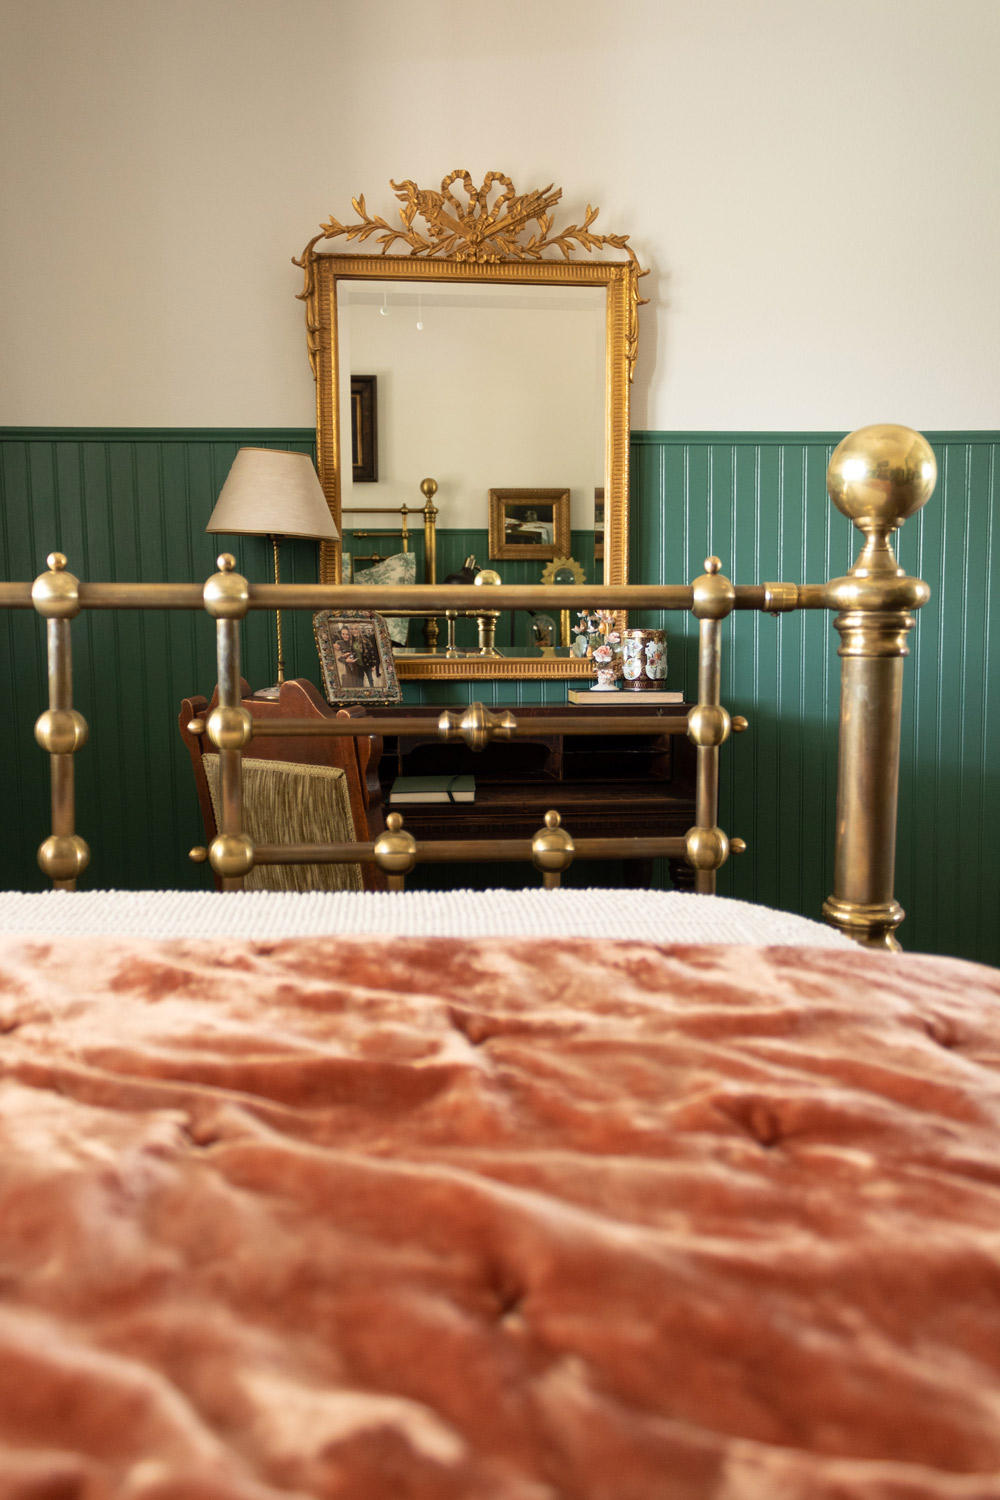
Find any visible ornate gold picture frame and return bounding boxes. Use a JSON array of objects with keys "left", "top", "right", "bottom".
[
  {"left": 314, "top": 609, "right": 402, "bottom": 704},
  {"left": 488, "top": 487, "right": 570, "bottom": 561}
]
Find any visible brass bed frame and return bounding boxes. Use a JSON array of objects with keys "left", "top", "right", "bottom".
[{"left": 2, "top": 425, "right": 934, "bottom": 950}]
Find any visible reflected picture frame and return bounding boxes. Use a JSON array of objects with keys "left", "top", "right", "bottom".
[
  {"left": 350, "top": 375, "right": 378, "bottom": 483},
  {"left": 594, "top": 486, "right": 605, "bottom": 562},
  {"left": 488, "top": 487, "right": 570, "bottom": 561},
  {"left": 314, "top": 609, "right": 402, "bottom": 704}
]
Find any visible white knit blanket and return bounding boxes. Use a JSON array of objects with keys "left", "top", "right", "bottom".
[{"left": 0, "top": 888, "right": 853, "bottom": 946}]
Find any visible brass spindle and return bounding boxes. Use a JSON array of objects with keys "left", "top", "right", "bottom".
[
  {"left": 686, "top": 556, "right": 744, "bottom": 895},
  {"left": 421, "top": 477, "right": 439, "bottom": 652},
  {"left": 31, "top": 553, "right": 90, "bottom": 889},
  {"left": 202, "top": 554, "right": 254, "bottom": 891}
]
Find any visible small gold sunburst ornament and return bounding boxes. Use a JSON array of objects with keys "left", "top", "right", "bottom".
[{"left": 541, "top": 557, "right": 586, "bottom": 587}]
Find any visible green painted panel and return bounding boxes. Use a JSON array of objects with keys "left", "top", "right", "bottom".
[{"left": 2, "top": 427, "right": 998, "bottom": 968}]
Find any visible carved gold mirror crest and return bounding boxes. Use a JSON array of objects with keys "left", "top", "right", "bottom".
[{"left": 294, "top": 171, "right": 647, "bottom": 680}]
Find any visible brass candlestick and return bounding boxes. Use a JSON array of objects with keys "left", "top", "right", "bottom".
[{"left": 473, "top": 569, "right": 503, "bottom": 656}]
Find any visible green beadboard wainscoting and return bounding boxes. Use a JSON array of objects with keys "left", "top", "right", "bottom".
[
  {"left": 1, "top": 427, "right": 997, "bottom": 965},
  {"left": 0, "top": 429, "right": 322, "bottom": 893}
]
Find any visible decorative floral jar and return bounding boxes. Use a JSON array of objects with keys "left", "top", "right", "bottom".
[
  {"left": 590, "top": 639, "right": 622, "bottom": 690},
  {"left": 621, "top": 628, "right": 668, "bottom": 691},
  {"left": 574, "top": 609, "right": 623, "bottom": 691}
]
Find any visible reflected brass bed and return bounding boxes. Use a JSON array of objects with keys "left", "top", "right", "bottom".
[
  {"left": 340, "top": 476, "right": 440, "bottom": 650},
  {"left": 6, "top": 424, "right": 935, "bottom": 950}
]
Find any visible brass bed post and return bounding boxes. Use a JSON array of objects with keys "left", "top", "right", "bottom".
[
  {"left": 420, "top": 477, "right": 439, "bottom": 653},
  {"left": 31, "top": 553, "right": 90, "bottom": 889},
  {"left": 685, "top": 557, "right": 747, "bottom": 894},
  {"left": 821, "top": 425, "right": 936, "bottom": 949},
  {"left": 202, "top": 554, "right": 254, "bottom": 892}
]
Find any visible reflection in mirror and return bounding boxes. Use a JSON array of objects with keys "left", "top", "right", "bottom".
[
  {"left": 338, "top": 282, "right": 604, "bottom": 538},
  {"left": 338, "top": 280, "right": 604, "bottom": 666},
  {"left": 541, "top": 555, "right": 587, "bottom": 647}
]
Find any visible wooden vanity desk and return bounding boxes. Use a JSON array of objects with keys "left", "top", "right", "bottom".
[{"left": 367, "top": 701, "right": 697, "bottom": 890}]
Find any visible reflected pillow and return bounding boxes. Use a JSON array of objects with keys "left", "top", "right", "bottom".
[{"left": 352, "top": 551, "right": 416, "bottom": 646}]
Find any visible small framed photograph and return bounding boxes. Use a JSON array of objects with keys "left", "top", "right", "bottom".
[
  {"left": 314, "top": 609, "right": 402, "bottom": 703},
  {"left": 350, "top": 375, "right": 378, "bottom": 483},
  {"left": 488, "top": 487, "right": 570, "bottom": 561}
]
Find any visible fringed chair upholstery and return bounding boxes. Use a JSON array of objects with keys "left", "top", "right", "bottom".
[{"left": 201, "top": 755, "right": 362, "bottom": 892}]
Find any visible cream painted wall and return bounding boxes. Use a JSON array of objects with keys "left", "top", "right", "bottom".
[{"left": 2, "top": 0, "right": 998, "bottom": 431}]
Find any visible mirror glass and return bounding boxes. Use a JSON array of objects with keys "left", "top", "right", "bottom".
[{"left": 338, "top": 280, "right": 605, "bottom": 538}]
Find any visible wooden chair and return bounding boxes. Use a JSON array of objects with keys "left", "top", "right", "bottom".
[{"left": 179, "top": 678, "right": 386, "bottom": 892}]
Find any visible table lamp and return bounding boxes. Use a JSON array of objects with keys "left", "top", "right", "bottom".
[{"left": 207, "top": 447, "right": 338, "bottom": 698}]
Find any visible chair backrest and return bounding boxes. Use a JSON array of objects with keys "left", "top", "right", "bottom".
[
  {"left": 201, "top": 755, "right": 362, "bottom": 892},
  {"left": 179, "top": 677, "right": 385, "bottom": 891}
]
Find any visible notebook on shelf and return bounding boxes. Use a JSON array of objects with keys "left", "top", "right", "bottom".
[
  {"left": 566, "top": 689, "right": 683, "bottom": 705},
  {"left": 389, "top": 775, "right": 476, "bottom": 804}
]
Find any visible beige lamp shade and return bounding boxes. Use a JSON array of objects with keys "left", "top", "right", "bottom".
[{"left": 206, "top": 448, "right": 339, "bottom": 540}]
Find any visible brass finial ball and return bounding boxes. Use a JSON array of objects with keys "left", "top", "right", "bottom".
[
  {"left": 532, "top": 809, "right": 574, "bottom": 873},
  {"left": 373, "top": 812, "right": 417, "bottom": 876},
  {"left": 38, "top": 833, "right": 90, "bottom": 881},
  {"left": 827, "top": 425, "right": 937, "bottom": 531},
  {"left": 203, "top": 555, "right": 249, "bottom": 619},
  {"left": 32, "top": 554, "right": 80, "bottom": 618},
  {"left": 420, "top": 478, "right": 438, "bottom": 501}
]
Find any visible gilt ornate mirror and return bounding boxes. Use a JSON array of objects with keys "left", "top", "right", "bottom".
[{"left": 295, "top": 171, "right": 647, "bottom": 679}]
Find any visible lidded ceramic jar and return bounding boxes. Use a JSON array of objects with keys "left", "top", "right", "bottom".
[{"left": 621, "top": 628, "right": 668, "bottom": 690}]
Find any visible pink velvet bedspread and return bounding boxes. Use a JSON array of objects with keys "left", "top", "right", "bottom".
[{"left": 2, "top": 934, "right": 1000, "bottom": 1500}]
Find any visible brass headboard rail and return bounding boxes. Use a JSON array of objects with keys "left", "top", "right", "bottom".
[{"left": 20, "top": 425, "right": 936, "bottom": 948}]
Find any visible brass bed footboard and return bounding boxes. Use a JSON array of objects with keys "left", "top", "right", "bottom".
[{"left": 12, "top": 425, "right": 936, "bottom": 949}]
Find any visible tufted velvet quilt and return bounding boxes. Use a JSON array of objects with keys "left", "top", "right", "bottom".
[{"left": 1, "top": 934, "right": 999, "bottom": 1499}]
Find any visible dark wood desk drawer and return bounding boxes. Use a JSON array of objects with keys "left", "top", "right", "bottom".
[{"left": 366, "top": 701, "right": 695, "bottom": 888}]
